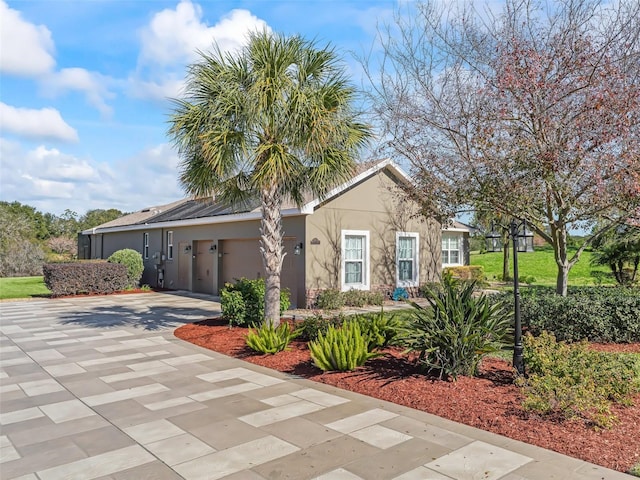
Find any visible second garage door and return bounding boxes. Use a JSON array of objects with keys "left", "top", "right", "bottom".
[{"left": 219, "top": 238, "right": 298, "bottom": 308}]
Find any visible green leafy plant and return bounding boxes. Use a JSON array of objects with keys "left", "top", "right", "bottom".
[
  {"left": 355, "top": 310, "right": 405, "bottom": 350},
  {"left": 297, "top": 313, "right": 345, "bottom": 341},
  {"left": 220, "top": 278, "right": 290, "bottom": 326},
  {"left": 309, "top": 320, "right": 380, "bottom": 371},
  {"left": 343, "top": 288, "right": 367, "bottom": 307},
  {"left": 315, "top": 288, "right": 345, "bottom": 310},
  {"left": 519, "top": 331, "right": 640, "bottom": 429},
  {"left": 107, "top": 249, "right": 144, "bottom": 288},
  {"left": 220, "top": 289, "right": 246, "bottom": 327},
  {"left": 245, "top": 322, "right": 299, "bottom": 354},
  {"left": 366, "top": 291, "right": 385, "bottom": 306},
  {"left": 403, "top": 273, "right": 512, "bottom": 380},
  {"left": 490, "top": 286, "right": 640, "bottom": 343}
]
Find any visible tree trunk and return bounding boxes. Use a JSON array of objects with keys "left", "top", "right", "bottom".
[
  {"left": 260, "top": 185, "right": 284, "bottom": 326},
  {"left": 553, "top": 225, "right": 570, "bottom": 296},
  {"left": 555, "top": 265, "right": 569, "bottom": 296}
]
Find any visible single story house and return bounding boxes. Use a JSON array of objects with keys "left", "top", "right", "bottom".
[{"left": 80, "top": 159, "right": 470, "bottom": 308}]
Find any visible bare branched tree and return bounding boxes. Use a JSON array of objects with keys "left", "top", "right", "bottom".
[{"left": 367, "top": 0, "right": 640, "bottom": 295}]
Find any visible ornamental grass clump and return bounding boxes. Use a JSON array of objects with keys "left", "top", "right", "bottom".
[
  {"left": 309, "top": 319, "right": 380, "bottom": 371},
  {"left": 519, "top": 331, "right": 640, "bottom": 429},
  {"left": 402, "top": 273, "right": 511, "bottom": 380},
  {"left": 245, "top": 322, "right": 299, "bottom": 354}
]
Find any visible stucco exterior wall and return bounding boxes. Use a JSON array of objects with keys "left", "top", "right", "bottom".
[
  {"left": 90, "top": 216, "right": 306, "bottom": 307},
  {"left": 304, "top": 169, "right": 441, "bottom": 303}
]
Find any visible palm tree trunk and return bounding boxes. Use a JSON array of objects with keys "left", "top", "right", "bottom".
[{"left": 260, "top": 185, "right": 284, "bottom": 326}]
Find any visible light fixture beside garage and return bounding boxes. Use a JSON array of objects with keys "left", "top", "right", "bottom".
[
  {"left": 209, "top": 243, "right": 217, "bottom": 253},
  {"left": 294, "top": 242, "right": 304, "bottom": 255}
]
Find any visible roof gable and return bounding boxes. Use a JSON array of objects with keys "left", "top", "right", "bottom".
[{"left": 83, "top": 159, "right": 412, "bottom": 234}]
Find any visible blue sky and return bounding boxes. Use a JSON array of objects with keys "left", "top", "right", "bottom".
[{"left": 1, "top": 0, "right": 396, "bottom": 215}]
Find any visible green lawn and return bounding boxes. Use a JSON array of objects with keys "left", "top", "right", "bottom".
[
  {"left": 471, "top": 246, "right": 614, "bottom": 287},
  {"left": 0, "top": 276, "right": 51, "bottom": 300}
]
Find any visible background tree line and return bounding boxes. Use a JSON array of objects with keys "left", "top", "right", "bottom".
[{"left": 0, "top": 201, "right": 124, "bottom": 277}]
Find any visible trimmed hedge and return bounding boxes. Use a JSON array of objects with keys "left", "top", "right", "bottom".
[
  {"left": 43, "top": 262, "right": 129, "bottom": 297},
  {"left": 491, "top": 286, "right": 640, "bottom": 343}
]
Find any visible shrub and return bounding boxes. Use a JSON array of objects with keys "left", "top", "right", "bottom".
[
  {"left": 309, "top": 320, "right": 380, "bottom": 371},
  {"left": 245, "top": 322, "right": 299, "bottom": 354},
  {"left": 443, "top": 265, "right": 486, "bottom": 283},
  {"left": 343, "top": 289, "right": 368, "bottom": 307},
  {"left": 43, "top": 262, "right": 128, "bottom": 297},
  {"left": 355, "top": 310, "right": 405, "bottom": 350},
  {"left": 107, "top": 249, "right": 143, "bottom": 288},
  {"left": 403, "top": 273, "right": 512, "bottom": 380},
  {"left": 366, "top": 291, "right": 385, "bottom": 306},
  {"left": 220, "top": 289, "right": 246, "bottom": 327},
  {"left": 220, "top": 278, "right": 290, "bottom": 327},
  {"left": 315, "top": 288, "right": 344, "bottom": 310},
  {"left": 296, "top": 313, "right": 345, "bottom": 341},
  {"left": 490, "top": 286, "right": 640, "bottom": 343},
  {"left": 519, "top": 332, "right": 640, "bottom": 428}
]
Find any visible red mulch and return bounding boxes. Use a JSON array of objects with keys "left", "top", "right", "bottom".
[{"left": 174, "top": 318, "right": 640, "bottom": 473}]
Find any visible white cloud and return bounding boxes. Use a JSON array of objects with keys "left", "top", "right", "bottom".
[
  {"left": 0, "top": 0, "right": 55, "bottom": 76},
  {"left": 139, "top": 2, "right": 269, "bottom": 66},
  {"left": 0, "top": 139, "right": 183, "bottom": 215},
  {"left": 131, "top": 2, "right": 271, "bottom": 101},
  {"left": 40, "top": 68, "right": 115, "bottom": 117},
  {"left": 127, "top": 77, "right": 185, "bottom": 102},
  {"left": 0, "top": 103, "right": 78, "bottom": 142}
]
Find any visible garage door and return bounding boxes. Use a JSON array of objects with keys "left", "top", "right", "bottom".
[{"left": 220, "top": 238, "right": 298, "bottom": 307}]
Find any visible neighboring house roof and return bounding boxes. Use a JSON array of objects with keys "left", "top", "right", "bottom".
[{"left": 82, "top": 159, "right": 467, "bottom": 235}]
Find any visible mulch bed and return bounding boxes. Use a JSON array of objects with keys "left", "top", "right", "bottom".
[{"left": 174, "top": 318, "right": 640, "bottom": 474}]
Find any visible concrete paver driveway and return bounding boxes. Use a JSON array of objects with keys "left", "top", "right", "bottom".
[{"left": 0, "top": 292, "right": 633, "bottom": 479}]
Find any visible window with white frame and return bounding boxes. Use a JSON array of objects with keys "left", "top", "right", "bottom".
[
  {"left": 166, "top": 231, "right": 174, "bottom": 260},
  {"left": 143, "top": 232, "right": 149, "bottom": 259},
  {"left": 396, "top": 232, "right": 419, "bottom": 286},
  {"left": 341, "top": 230, "right": 370, "bottom": 291},
  {"left": 442, "top": 233, "right": 462, "bottom": 266}
]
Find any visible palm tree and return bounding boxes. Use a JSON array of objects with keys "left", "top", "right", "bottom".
[{"left": 168, "top": 31, "right": 371, "bottom": 325}]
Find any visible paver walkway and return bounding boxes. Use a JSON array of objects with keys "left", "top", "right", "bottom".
[{"left": 0, "top": 292, "right": 633, "bottom": 479}]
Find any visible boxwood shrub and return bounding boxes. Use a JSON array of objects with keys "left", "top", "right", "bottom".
[
  {"left": 43, "top": 262, "right": 128, "bottom": 297},
  {"left": 491, "top": 286, "right": 640, "bottom": 343},
  {"left": 107, "top": 249, "right": 144, "bottom": 288}
]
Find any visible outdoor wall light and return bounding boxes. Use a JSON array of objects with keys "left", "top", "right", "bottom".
[
  {"left": 209, "top": 243, "right": 217, "bottom": 253},
  {"left": 485, "top": 219, "right": 534, "bottom": 375},
  {"left": 184, "top": 245, "right": 192, "bottom": 253},
  {"left": 294, "top": 242, "right": 304, "bottom": 255}
]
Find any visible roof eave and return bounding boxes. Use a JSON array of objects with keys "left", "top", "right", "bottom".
[{"left": 83, "top": 207, "right": 308, "bottom": 235}]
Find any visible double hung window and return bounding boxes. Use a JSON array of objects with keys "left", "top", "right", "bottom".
[
  {"left": 442, "top": 234, "right": 462, "bottom": 266},
  {"left": 396, "top": 232, "right": 419, "bottom": 286},
  {"left": 341, "top": 230, "right": 369, "bottom": 290}
]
